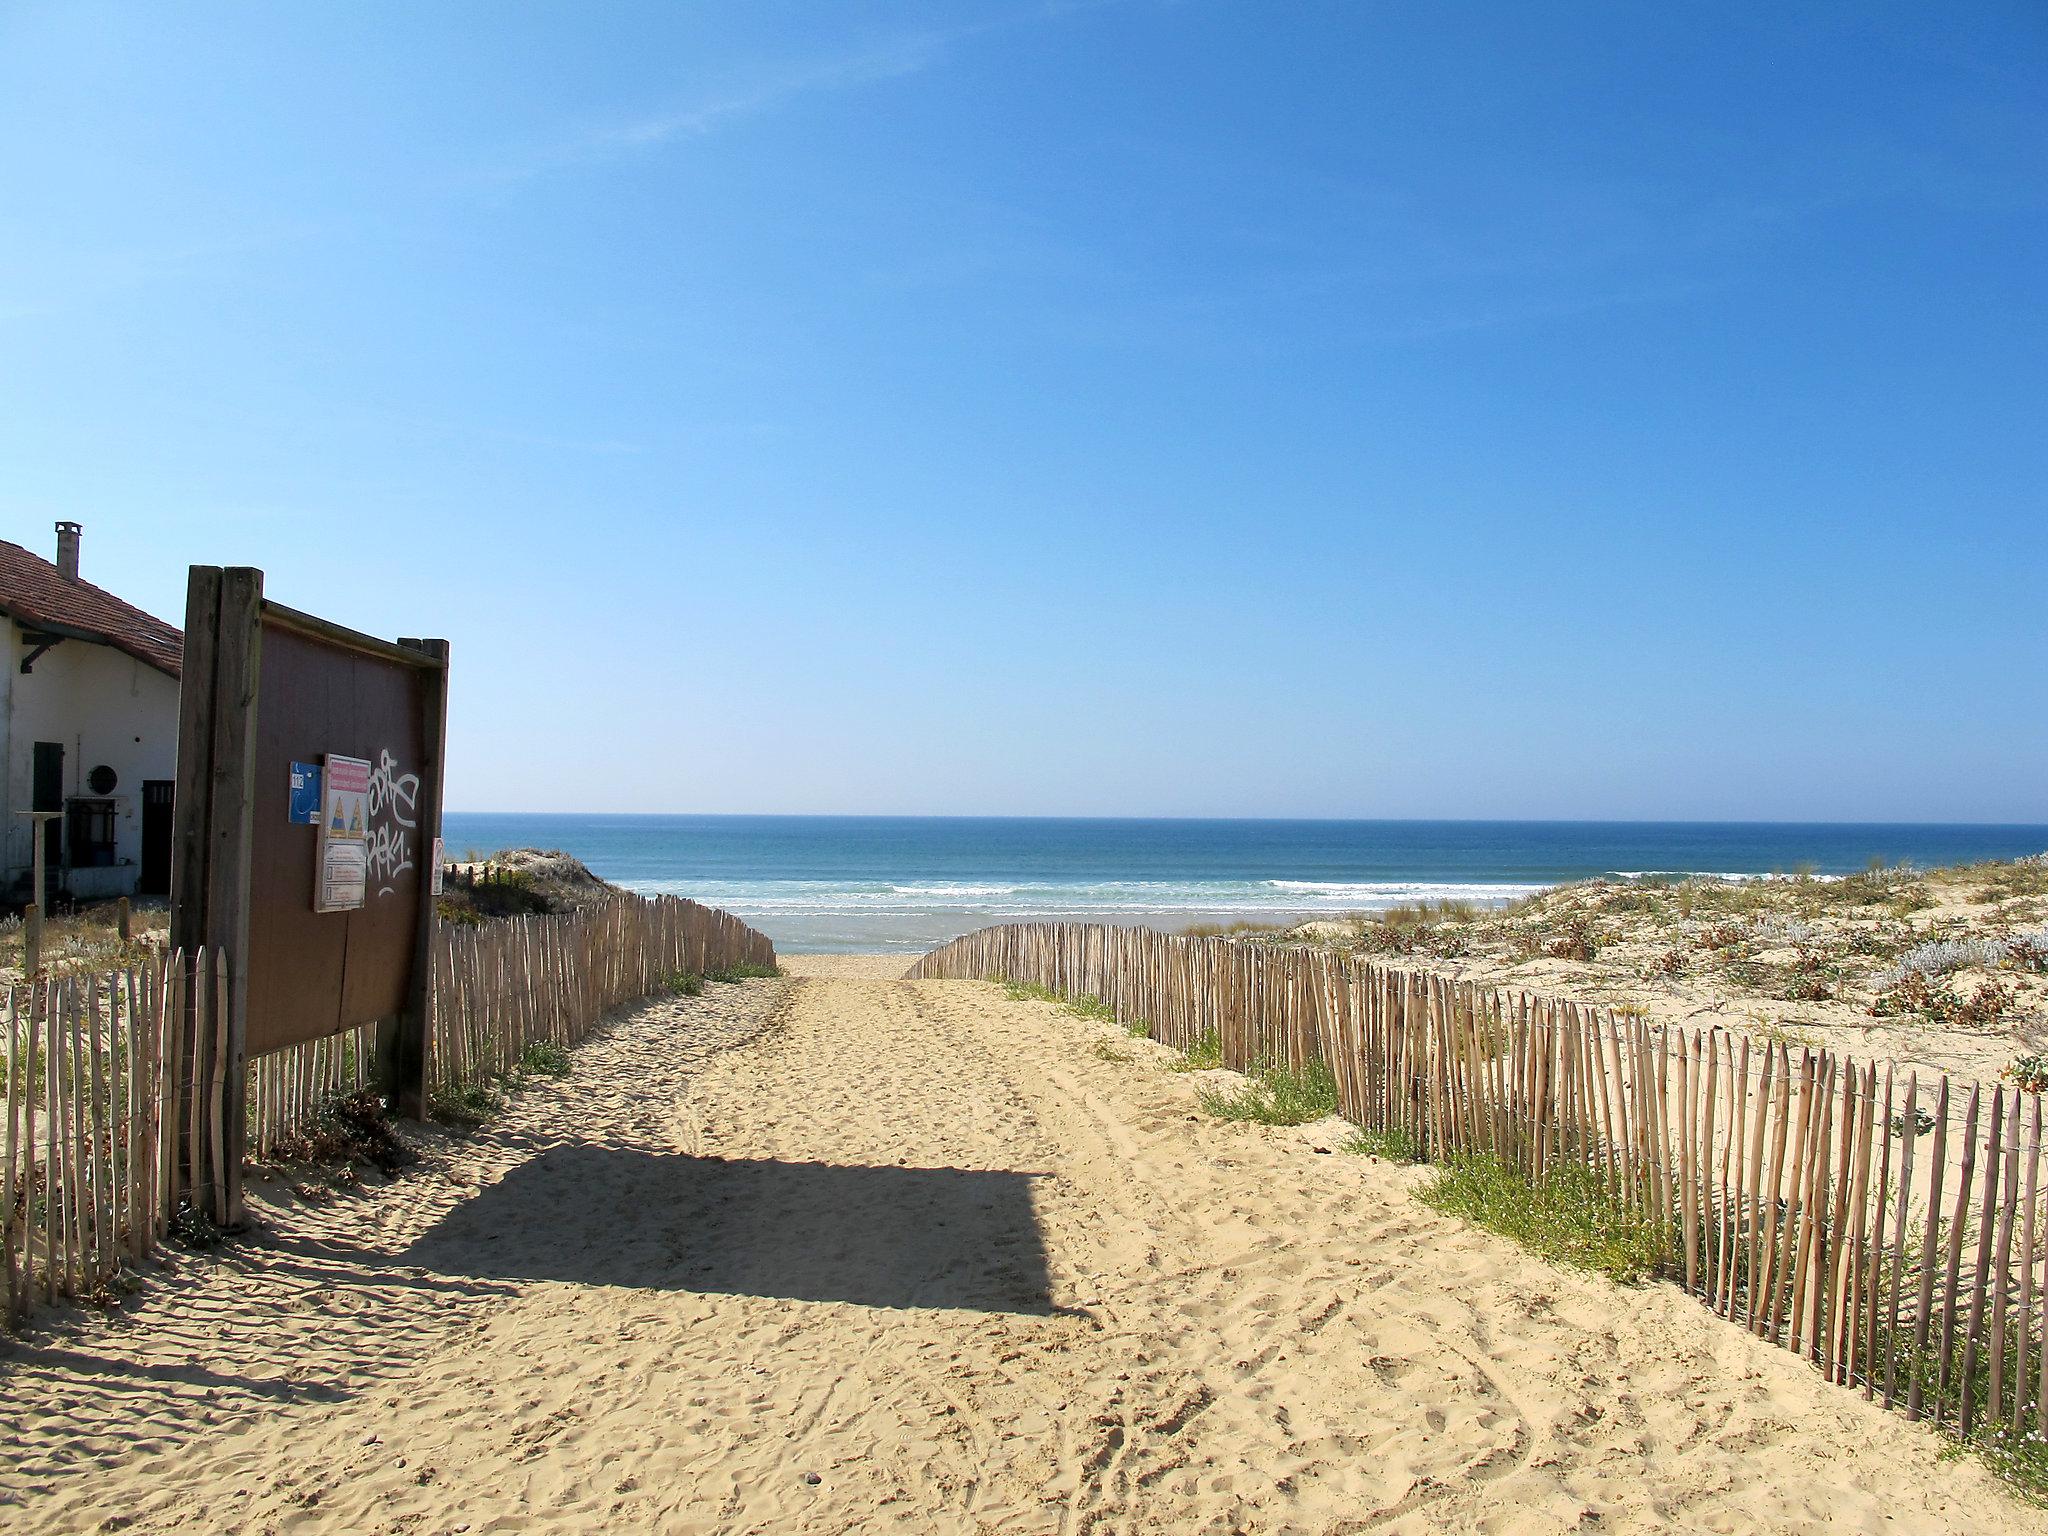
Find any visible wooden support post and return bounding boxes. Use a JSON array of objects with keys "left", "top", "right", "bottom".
[
  {"left": 168, "top": 568, "right": 219, "bottom": 1218},
  {"left": 23, "top": 903, "right": 41, "bottom": 979},
  {"left": 116, "top": 897, "right": 131, "bottom": 941},
  {"left": 169, "top": 565, "right": 262, "bottom": 1228},
  {"left": 384, "top": 637, "right": 449, "bottom": 1120}
]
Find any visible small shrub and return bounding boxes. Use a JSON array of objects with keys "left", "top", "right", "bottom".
[
  {"left": 429, "top": 1080, "right": 505, "bottom": 1127},
  {"left": 661, "top": 971, "right": 704, "bottom": 997},
  {"left": 1655, "top": 947, "right": 1685, "bottom": 977},
  {"left": 1342, "top": 1125, "right": 1422, "bottom": 1162},
  {"left": 1093, "top": 1039, "right": 1132, "bottom": 1063},
  {"left": 1877, "top": 937, "right": 2010, "bottom": 990},
  {"left": 168, "top": 1199, "right": 225, "bottom": 1250},
  {"left": 2003, "top": 932, "right": 2048, "bottom": 974},
  {"left": 1777, "top": 953, "right": 1836, "bottom": 1002},
  {"left": 1847, "top": 926, "right": 1907, "bottom": 959},
  {"left": 2005, "top": 1053, "right": 2048, "bottom": 1094},
  {"left": 1780, "top": 973, "right": 1832, "bottom": 1001},
  {"left": 272, "top": 1089, "right": 415, "bottom": 1174},
  {"left": 1695, "top": 922, "right": 1746, "bottom": 951},
  {"left": 1173, "top": 1027, "right": 1225, "bottom": 1072},
  {"left": 519, "top": 1040, "right": 572, "bottom": 1078},
  {"left": 1198, "top": 1058, "right": 1338, "bottom": 1126},
  {"left": 1832, "top": 861, "right": 1921, "bottom": 908},
  {"left": 1125, "top": 1019, "right": 1153, "bottom": 1039},
  {"left": 435, "top": 898, "right": 487, "bottom": 927},
  {"left": 1872, "top": 974, "right": 2016, "bottom": 1028},
  {"left": 1950, "top": 980, "right": 2015, "bottom": 1029},
  {"left": 1545, "top": 920, "right": 1599, "bottom": 963},
  {"left": 1871, "top": 970, "right": 1935, "bottom": 1017},
  {"left": 1890, "top": 1106, "right": 1938, "bottom": 1137}
]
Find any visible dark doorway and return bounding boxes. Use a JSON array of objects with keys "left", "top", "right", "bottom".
[
  {"left": 140, "top": 780, "right": 174, "bottom": 896},
  {"left": 31, "top": 741, "right": 63, "bottom": 905}
]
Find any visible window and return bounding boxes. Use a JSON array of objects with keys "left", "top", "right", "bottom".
[{"left": 67, "top": 799, "right": 117, "bottom": 867}]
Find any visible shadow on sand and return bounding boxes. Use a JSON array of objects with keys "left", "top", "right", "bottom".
[{"left": 401, "top": 1145, "right": 1058, "bottom": 1315}]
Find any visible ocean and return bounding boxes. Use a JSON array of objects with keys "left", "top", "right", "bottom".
[{"left": 436, "top": 816, "right": 2048, "bottom": 955}]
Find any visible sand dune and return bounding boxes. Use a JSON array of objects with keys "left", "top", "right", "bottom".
[{"left": 2, "top": 954, "right": 2033, "bottom": 1533}]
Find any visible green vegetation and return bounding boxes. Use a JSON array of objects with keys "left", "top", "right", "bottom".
[
  {"left": 518, "top": 1039, "right": 572, "bottom": 1077},
  {"left": 1179, "top": 919, "right": 1293, "bottom": 938},
  {"left": 1418, "top": 1154, "right": 1672, "bottom": 1284},
  {"left": 1092, "top": 1038, "right": 1132, "bottom": 1063},
  {"left": 1197, "top": 1057, "right": 1338, "bottom": 1126},
  {"left": 1965, "top": 1427, "right": 2048, "bottom": 1506},
  {"left": 997, "top": 977, "right": 1120, "bottom": 1025},
  {"left": 428, "top": 1080, "right": 506, "bottom": 1127},
  {"left": 2004, "top": 1051, "right": 2048, "bottom": 1093},
  {"left": 1872, "top": 973, "right": 2016, "bottom": 1028},
  {"left": 1251, "top": 856, "right": 2048, "bottom": 1063},
  {"left": 705, "top": 961, "right": 783, "bottom": 982},
  {"left": 661, "top": 970, "right": 705, "bottom": 996},
  {"left": 0, "top": 899, "right": 168, "bottom": 975},
  {"left": 1171, "top": 1026, "right": 1225, "bottom": 1072},
  {"left": 1347, "top": 901, "right": 1476, "bottom": 958},
  {"left": 1340, "top": 1125, "right": 1422, "bottom": 1162},
  {"left": 270, "top": 1088, "right": 415, "bottom": 1174},
  {"left": 435, "top": 865, "right": 553, "bottom": 921}
]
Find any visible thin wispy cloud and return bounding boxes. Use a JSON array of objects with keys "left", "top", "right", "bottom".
[
  {"left": 481, "top": 32, "right": 950, "bottom": 185},
  {"left": 476, "top": 2, "right": 1124, "bottom": 186}
]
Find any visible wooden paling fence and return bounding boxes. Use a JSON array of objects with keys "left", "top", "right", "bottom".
[
  {"left": 1, "top": 950, "right": 231, "bottom": 1328},
  {"left": 910, "top": 922, "right": 2048, "bottom": 1442},
  {"left": 427, "top": 894, "right": 775, "bottom": 1088},
  {"left": 3, "top": 893, "right": 772, "bottom": 1330}
]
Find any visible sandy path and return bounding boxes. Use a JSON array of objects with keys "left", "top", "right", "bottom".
[{"left": 3, "top": 957, "right": 2033, "bottom": 1534}]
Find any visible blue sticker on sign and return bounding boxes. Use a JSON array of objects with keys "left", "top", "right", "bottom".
[{"left": 289, "top": 761, "right": 323, "bottom": 825}]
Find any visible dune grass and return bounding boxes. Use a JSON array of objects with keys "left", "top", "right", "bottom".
[
  {"left": 1341, "top": 1125, "right": 1422, "bottom": 1162},
  {"left": 1417, "top": 1153, "right": 1672, "bottom": 1285},
  {"left": 1171, "top": 1026, "right": 1225, "bottom": 1072},
  {"left": 999, "top": 977, "right": 1121, "bottom": 1025},
  {"left": 706, "top": 961, "right": 783, "bottom": 982},
  {"left": 1197, "top": 1057, "right": 1338, "bottom": 1126}
]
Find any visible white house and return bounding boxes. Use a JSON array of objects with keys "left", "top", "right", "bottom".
[{"left": 0, "top": 522, "right": 183, "bottom": 907}]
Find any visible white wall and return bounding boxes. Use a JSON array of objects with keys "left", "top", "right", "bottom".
[{"left": 0, "top": 622, "right": 180, "bottom": 901}]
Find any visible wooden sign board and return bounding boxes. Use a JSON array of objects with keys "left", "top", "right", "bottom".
[
  {"left": 245, "top": 619, "right": 440, "bottom": 1055},
  {"left": 171, "top": 567, "right": 448, "bottom": 1221}
]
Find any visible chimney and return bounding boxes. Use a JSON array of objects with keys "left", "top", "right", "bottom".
[{"left": 54, "top": 521, "right": 80, "bottom": 580}]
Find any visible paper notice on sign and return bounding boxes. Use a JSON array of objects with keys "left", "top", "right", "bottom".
[{"left": 315, "top": 753, "right": 372, "bottom": 913}]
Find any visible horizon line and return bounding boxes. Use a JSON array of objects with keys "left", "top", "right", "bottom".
[{"left": 440, "top": 811, "right": 2048, "bottom": 830}]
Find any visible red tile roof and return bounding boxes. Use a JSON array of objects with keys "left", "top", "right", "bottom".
[{"left": 0, "top": 539, "right": 183, "bottom": 678}]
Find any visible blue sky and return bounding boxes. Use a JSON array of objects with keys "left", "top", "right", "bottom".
[{"left": 2, "top": 2, "right": 2043, "bottom": 820}]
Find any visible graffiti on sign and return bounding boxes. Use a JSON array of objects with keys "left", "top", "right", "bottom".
[{"left": 367, "top": 747, "right": 421, "bottom": 897}]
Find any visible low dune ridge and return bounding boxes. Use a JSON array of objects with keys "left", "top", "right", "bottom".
[{"left": 1272, "top": 856, "right": 2048, "bottom": 1091}]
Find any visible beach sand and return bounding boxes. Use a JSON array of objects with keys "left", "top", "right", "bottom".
[{"left": 4, "top": 957, "right": 2034, "bottom": 1533}]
